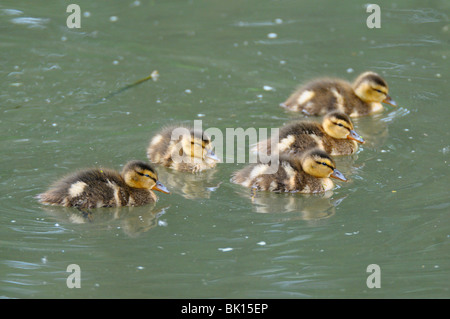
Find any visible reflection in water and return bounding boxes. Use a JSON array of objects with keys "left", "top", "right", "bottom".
[
  {"left": 156, "top": 166, "right": 221, "bottom": 200},
  {"left": 353, "top": 107, "right": 410, "bottom": 151},
  {"left": 40, "top": 204, "right": 169, "bottom": 237},
  {"left": 2, "top": 0, "right": 447, "bottom": 299},
  {"left": 352, "top": 115, "right": 389, "bottom": 150},
  {"left": 238, "top": 188, "right": 348, "bottom": 221}
]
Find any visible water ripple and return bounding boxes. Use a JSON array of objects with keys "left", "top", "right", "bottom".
[
  {"left": 1, "top": 9, "right": 23, "bottom": 16},
  {"left": 10, "top": 17, "right": 50, "bottom": 29},
  {"left": 380, "top": 107, "right": 411, "bottom": 123},
  {"left": 2, "top": 260, "right": 42, "bottom": 270},
  {"left": 390, "top": 8, "right": 449, "bottom": 24}
]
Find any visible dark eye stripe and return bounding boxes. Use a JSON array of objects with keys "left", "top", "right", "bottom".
[
  {"left": 332, "top": 122, "right": 350, "bottom": 130},
  {"left": 136, "top": 171, "right": 157, "bottom": 182},
  {"left": 191, "top": 141, "right": 203, "bottom": 145},
  {"left": 316, "top": 161, "right": 334, "bottom": 170}
]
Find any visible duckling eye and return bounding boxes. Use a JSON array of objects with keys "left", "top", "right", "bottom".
[
  {"left": 337, "top": 123, "right": 344, "bottom": 127},
  {"left": 145, "top": 174, "right": 157, "bottom": 181},
  {"left": 316, "top": 161, "right": 328, "bottom": 167},
  {"left": 374, "top": 89, "right": 384, "bottom": 94}
]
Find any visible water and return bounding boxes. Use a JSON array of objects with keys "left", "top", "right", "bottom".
[{"left": 1, "top": 0, "right": 449, "bottom": 298}]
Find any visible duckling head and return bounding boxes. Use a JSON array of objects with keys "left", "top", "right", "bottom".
[
  {"left": 180, "top": 129, "right": 220, "bottom": 162},
  {"left": 322, "top": 111, "right": 365, "bottom": 143},
  {"left": 122, "top": 160, "right": 170, "bottom": 193},
  {"left": 352, "top": 71, "right": 397, "bottom": 107},
  {"left": 301, "top": 149, "right": 347, "bottom": 181}
]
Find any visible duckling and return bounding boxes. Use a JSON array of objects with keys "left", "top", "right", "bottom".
[
  {"left": 147, "top": 125, "right": 220, "bottom": 173},
  {"left": 255, "top": 111, "right": 365, "bottom": 156},
  {"left": 231, "top": 148, "right": 347, "bottom": 193},
  {"left": 37, "top": 160, "right": 169, "bottom": 209},
  {"left": 281, "top": 71, "right": 397, "bottom": 117}
]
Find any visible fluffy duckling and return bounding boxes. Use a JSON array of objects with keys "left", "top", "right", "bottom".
[
  {"left": 147, "top": 125, "right": 220, "bottom": 173},
  {"left": 281, "top": 71, "right": 397, "bottom": 117},
  {"left": 231, "top": 148, "right": 347, "bottom": 193},
  {"left": 255, "top": 111, "right": 365, "bottom": 156},
  {"left": 37, "top": 160, "right": 169, "bottom": 209}
]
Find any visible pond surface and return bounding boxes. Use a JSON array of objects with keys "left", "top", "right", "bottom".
[{"left": 0, "top": 0, "right": 449, "bottom": 298}]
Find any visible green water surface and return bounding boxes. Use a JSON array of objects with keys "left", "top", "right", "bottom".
[{"left": 0, "top": 0, "right": 449, "bottom": 298}]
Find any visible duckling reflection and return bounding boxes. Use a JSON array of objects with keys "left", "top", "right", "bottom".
[
  {"left": 119, "top": 206, "right": 169, "bottom": 237},
  {"left": 241, "top": 189, "right": 348, "bottom": 221},
  {"left": 156, "top": 166, "right": 221, "bottom": 199},
  {"left": 40, "top": 204, "right": 169, "bottom": 237},
  {"left": 350, "top": 114, "right": 389, "bottom": 150}
]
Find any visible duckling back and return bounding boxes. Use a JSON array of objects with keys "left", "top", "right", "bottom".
[
  {"left": 255, "top": 121, "right": 323, "bottom": 155},
  {"left": 38, "top": 168, "right": 157, "bottom": 209},
  {"left": 147, "top": 126, "right": 176, "bottom": 165},
  {"left": 256, "top": 121, "right": 357, "bottom": 157},
  {"left": 282, "top": 78, "right": 363, "bottom": 115},
  {"left": 231, "top": 155, "right": 332, "bottom": 193},
  {"left": 277, "top": 121, "right": 326, "bottom": 154}
]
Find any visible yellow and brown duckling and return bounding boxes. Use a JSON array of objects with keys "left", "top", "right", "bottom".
[
  {"left": 231, "top": 148, "right": 347, "bottom": 193},
  {"left": 255, "top": 111, "right": 365, "bottom": 156},
  {"left": 37, "top": 160, "right": 169, "bottom": 209},
  {"left": 147, "top": 125, "right": 220, "bottom": 173},
  {"left": 281, "top": 71, "right": 397, "bottom": 117}
]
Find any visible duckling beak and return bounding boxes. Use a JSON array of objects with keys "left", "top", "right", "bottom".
[
  {"left": 330, "top": 169, "right": 347, "bottom": 182},
  {"left": 347, "top": 130, "right": 365, "bottom": 144},
  {"left": 383, "top": 95, "right": 397, "bottom": 107},
  {"left": 152, "top": 181, "right": 170, "bottom": 194},
  {"left": 206, "top": 150, "right": 221, "bottom": 162}
]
